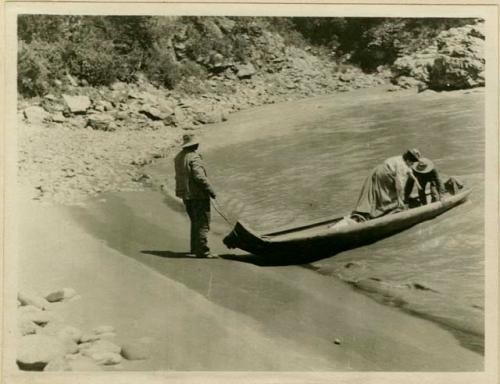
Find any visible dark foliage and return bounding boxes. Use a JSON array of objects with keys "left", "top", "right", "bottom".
[{"left": 292, "top": 17, "right": 477, "bottom": 71}]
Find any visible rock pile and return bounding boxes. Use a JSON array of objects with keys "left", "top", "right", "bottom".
[
  {"left": 16, "top": 289, "right": 151, "bottom": 371},
  {"left": 392, "top": 21, "right": 485, "bottom": 91}
]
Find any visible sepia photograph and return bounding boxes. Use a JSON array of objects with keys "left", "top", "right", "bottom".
[{"left": 2, "top": 2, "right": 499, "bottom": 383}]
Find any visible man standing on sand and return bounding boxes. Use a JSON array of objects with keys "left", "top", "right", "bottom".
[{"left": 174, "top": 134, "right": 218, "bottom": 258}]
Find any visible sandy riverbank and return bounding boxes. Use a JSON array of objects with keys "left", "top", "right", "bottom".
[{"left": 14, "top": 190, "right": 483, "bottom": 372}]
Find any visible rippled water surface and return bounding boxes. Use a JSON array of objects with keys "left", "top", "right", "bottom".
[
  {"left": 202, "top": 89, "right": 485, "bottom": 351},
  {"left": 156, "top": 88, "right": 485, "bottom": 352}
]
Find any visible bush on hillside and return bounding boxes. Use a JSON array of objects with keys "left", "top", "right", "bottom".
[
  {"left": 64, "top": 39, "right": 119, "bottom": 86},
  {"left": 18, "top": 40, "right": 65, "bottom": 97},
  {"left": 232, "top": 35, "right": 252, "bottom": 62},
  {"left": 18, "top": 43, "right": 49, "bottom": 97},
  {"left": 145, "top": 52, "right": 182, "bottom": 89},
  {"left": 351, "top": 20, "right": 407, "bottom": 71},
  {"left": 266, "top": 18, "right": 307, "bottom": 48},
  {"left": 18, "top": 15, "right": 82, "bottom": 43}
]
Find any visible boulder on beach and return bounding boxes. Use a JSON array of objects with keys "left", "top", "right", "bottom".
[
  {"left": 18, "top": 317, "right": 39, "bottom": 336},
  {"left": 156, "top": 100, "right": 175, "bottom": 116},
  {"left": 86, "top": 114, "right": 114, "bottom": 131},
  {"left": 173, "top": 107, "right": 189, "bottom": 125},
  {"left": 209, "top": 52, "right": 226, "bottom": 69},
  {"left": 62, "top": 339, "right": 79, "bottom": 355},
  {"left": 121, "top": 341, "right": 151, "bottom": 360},
  {"left": 45, "top": 287, "right": 77, "bottom": 303},
  {"left": 163, "top": 114, "right": 178, "bottom": 127},
  {"left": 18, "top": 304, "right": 43, "bottom": 314},
  {"left": 80, "top": 325, "right": 116, "bottom": 340},
  {"left": 90, "top": 351, "right": 123, "bottom": 365},
  {"left": 139, "top": 106, "right": 166, "bottom": 121},
  {"left": 57, "top": 325, "right": 83, "bottom": 343},
  {"left": 80, "top": 339, "right": 121, "bottom": 356},
  {"left": 339, "top": 73, "right": 355, "bottom": 83},
  {"left": 70, "top": 116, "right": 88, "bottom": 129},
  {"left": 41, "top": 96, "right": 65, "bottom": 114},
  {"left": 127, "top": 89, "right": 143, "bottom": 100},
  {"left": 115, "top": 110, "right": 129, "bottom": 121},
  {"left": 43, "top": 357, "right": 72, "bottom": 371},
  {"left": 79, "top": 333, "right": 101, "bottom": 344},
  {"left": 236, "top": 63, "right": 257, "bottom": 79},
  {"left": 194, "top": 107, "right": 224, "bottom": 124},
  {"left": 95, "top": 331, "right": 117, "bottom": 339},
  {"left": 94, "top": 99, "right": 114, "bottom": 112},
  {"left": 23, "top": 106, "right": 48, "bottom": 124},
  {"left": 17, "top": 334, "right": 66, "bottom": 371},
  {"left": 63, "top": 94, "right": 91, "bottom": 114},
  {"left": 18, "top": 291, "right": 50, "bottom": 310},
  {"left": 50, "top": 112, "right": 66, "bottom": 123},
  {"left": 19, "top": 308, "right": 57, "bottom": 327}
]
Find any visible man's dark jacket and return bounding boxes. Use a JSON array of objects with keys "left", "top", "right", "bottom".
[{"left": 174, "top": 149, "right": 215, "bottom": 200}]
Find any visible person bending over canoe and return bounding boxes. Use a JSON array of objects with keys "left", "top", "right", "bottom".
[
  {"left": 405, "top": 157, "right": 445, "bottom": 205},
  {"left": 352, "top": 149, "right": 422, "bottom": 221}
]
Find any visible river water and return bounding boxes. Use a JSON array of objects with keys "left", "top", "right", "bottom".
[
  {"left": 197, "top": 88, "right": 485, "bottom": 353},
  {"left": 154, "top": 87, "right": 484, "bottom": 353}
]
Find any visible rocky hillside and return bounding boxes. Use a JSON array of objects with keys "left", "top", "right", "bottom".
[
  {"left": 17, "top": 16, "right": 485, "bottom": 205},
  {"left": 18, "top": 16, "right": 482, "bottom": 98},
  {"left": 392, "top": 22, "right": 485, "bottom": 90}
]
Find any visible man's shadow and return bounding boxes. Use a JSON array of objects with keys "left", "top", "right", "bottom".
[
  {"left": 140, "top": 250, "right": 330, "bottom": 266},
  {"left": 141, "top": 250, "right": 258, "bottom": 262},
  {"left": 141, "top": 250, "right": 198, "bottom": 259}
]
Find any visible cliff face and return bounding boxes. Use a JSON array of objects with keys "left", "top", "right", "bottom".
[{"left": 391, "top": 22, "right": 485, "bottom": 91}]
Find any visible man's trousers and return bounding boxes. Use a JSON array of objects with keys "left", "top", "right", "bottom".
[{"left": 184, "top": 199, "right": 211, "bottom": 257}]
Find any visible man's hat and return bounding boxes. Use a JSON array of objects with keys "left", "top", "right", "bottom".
[
  {"left": 412, "top": 157, "right": 435, "bottom": 174},
  {"left": 404, "top": 148, "right": 421, "bottom": 161},
  {"left": 182, "top": 134, "right": 199, "bottom": 148},
  {"left": 409, "top": 148, "right": 421, "bottom": 159}
]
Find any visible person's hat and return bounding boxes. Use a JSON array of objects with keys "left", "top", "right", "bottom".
[
  {"left": 181, "top": 134, "right": 199, "bottom": 148},
  {"left": 410, "top": 148, "right": 421, "bottom": 159},
  {"left": 403, "top": 148, "right": 421, "bottom": 163},
  {"left": 412, "top": 157, "right": 435, "bottom": 173}
]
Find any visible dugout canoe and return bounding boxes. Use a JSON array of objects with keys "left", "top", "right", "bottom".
[{"left": 223, "top": 189, "right": 471, "bottom": 258}]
